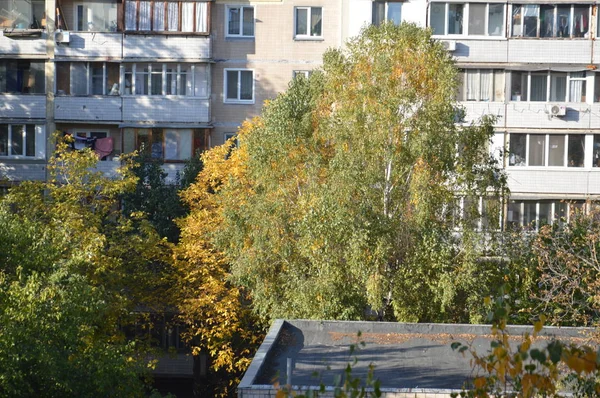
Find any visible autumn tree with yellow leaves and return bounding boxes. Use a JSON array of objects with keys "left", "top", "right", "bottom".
[{"left": 182, "top": 22, "right": 506, "bottom": 326}]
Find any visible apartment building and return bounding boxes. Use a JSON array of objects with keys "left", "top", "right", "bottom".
[
  {"left": 346, "top": 0, "right": 600, "bottom": 230},
  {"left": 1, "top": 0, "right": 597, "bottom": 229},
  {"left": 0, "top": 0, "right": 213, "bottom": 182}
]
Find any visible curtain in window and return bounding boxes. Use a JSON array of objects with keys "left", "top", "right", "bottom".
[
  {"left": 196, "top": 2, "right": 207, "bottom": 33},
  {"left": 125, "top": 1, "right": 137, "bottom": 30},
  {"left": 71, "top": 63, "right": 88, "bottom": 95},
  {"left": 550, "top": 73, "right": 566, "bottom": 101},
  {"left": 165, "top": 129, "right": 192, "bottom": 160},
  {"left": 240, "top": 71, "right": 253, "bottom": 100},
  {"left": 310, "top": 7, "right": 322, "bottom": 36},
  {"left": 529, "top": 134, "right": 546, "bottom": 166},
  {"left": 570, "top": 72, "right": 584, "bottom": 102},
  {"left": 168, "top": 2, "right": 179, "bottom": 31},
  {"left": 480, "top": 70, "right": 492, "bottom": 101},
  {"left": 194, "top": 64, "right": 207, "bottom": 97},
  {"left": 494, "top": 70, "right": 505, "bottom": 101},
  {"left": 530, "top": 74, "right": 547, "bottom": 101},
  {"left": 139, "top": 1, "right": 151, "bottom": 30},
  {"left": 466, "top": 70, "right": 479, "bottom": 101},
  {"left": 153, "top": 2, "right": 165, "bottom": 31},
  {"left": 181, "top": 2, "right": 193, "bottom": 32}
]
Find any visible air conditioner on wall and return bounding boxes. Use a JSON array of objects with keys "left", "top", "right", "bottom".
[
  {"left": 550, "top": 104, "right": 567, "bottom": 117},
  {"left": 54, "top": 30, "right": 70, "bottom": 44},
  {"left": 441, "top": 40, "right": 456, "bottom": 52}
]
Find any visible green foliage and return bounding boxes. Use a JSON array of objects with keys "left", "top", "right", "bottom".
[
  {"left": 0, "top": 133, "right": 174, "bottom": 396},
  {"left": 122, "top": 152, "right": 203, "bottom": 243},
  {"left": 452, "top": 290, "right": 600, "bottom": 398},
  {"left": 204, "top": 23, "right": 506, "bottom": 322},
  {"left": 0, "top": 268, "right": 147, "bottom": 397}
]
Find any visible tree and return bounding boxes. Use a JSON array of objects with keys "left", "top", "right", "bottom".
[
  {"left": 175, "top": 138, "right": 265, "bottom": 397},
  {"left": 199, "top": 23, "right": 505, "bottom": 322},
  {"left": 0, "top": 133, "right": 173, "bottom": 395}
]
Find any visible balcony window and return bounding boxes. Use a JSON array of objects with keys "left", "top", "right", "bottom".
[
  {"left": 74, "top": 2, "right": 117, "bottom": 32},
  {"left": 0, "top": 0, "right": 44, "bottom": 29},
  {"left": 124, "top": 128, "right": 209, "bottom": 161},
  {"left": 510, "top": 71, "right": 587, "bottom": 102},
  {"left": 372, "top": 1, "right": 402, "bottom": 26},
  {"left": 509, "top": 133, "right": 586, "bottom": 167},
  {"left": 511, "top": 4, "right": 589, "bottom": 38},
  {"left": 0, "top": 60, "right": 44, "bottom": 94},
  {"left": 125, "top": 0, "right": 208, "bottom": 33},
  {"left": 457, "top": 69, "right": 504, "bottom": 101},
  {"left": 507, "top": 200, "right": 577, "bottom": 229},
  {"left": 56, "top": 62, "right": 119, "bottom": 96},
  {"left": 123, "top": 63, "right": 208, "bottom": 97},
  {"left": 0, "top": 124, "right": 37, "bottom": 158},
  {"left": 430, "top": 2, "right": 505, "bottom": 36}
]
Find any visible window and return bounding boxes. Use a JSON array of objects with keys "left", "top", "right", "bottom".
[
  {"left": 224, "top": 69, "right": 254, "bottom": 103},
  {"left": 226, "top": 6, "right": 254, "bottom": 37},
  {"left": 507, "top": 200, "right": 580, "bottom": 229},
  {"left": 74, "top": 2, "right": 117, "bottom": 31},
  {"left": 293, "top": 70, "right": 311, "bottom": 79},
  {"left": 56, "top": 62, "right": 120, "bottom": 96},
  {"left": 509, "top": 133, "right": 585, "bottom": 167},
  {"left": 0, "top": 0, "right": 44, "bottom": 29},
  {"left": 0, "top": 124, "right": 36, "bottom": 157},
  {"left": 510, "top": 71, "right": 587, "bottom": 102},
  {"left": 511, "top": 4, "right": 589, "bottom": 38},
  {"left": 593, "top": 135, "right": 600, "bottom": 167},
  {"left": 0, "top": 60, "right": 44, "bottom": 94},
  {"left": 125, "top": 0, "right": 208, "bottom": 33},
  {"left": 372, "top": 1, "right": 401, "bottom": 26},
  {"left": 452, "top": 196, "right": 501, "bottom": 231},
  {"left": 430, "top": 2, "right": 504, "bottom": 36},
  {"left": 457, "top": 69, "right": 504, "bottom": 101},
  {"left": 122, "top": 63, "right": 208, "bottom": 97},
  {"left": 295, "top": 7, "right": 322, "bottom": 38},
  {"left": 124, "top": 128, "right": 209, "bottom": 161}
]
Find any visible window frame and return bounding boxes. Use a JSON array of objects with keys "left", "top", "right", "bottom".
[
  {"left": 292, "top": 70, "right": 311, "bottom": 79},
  {"left": 457, "top": 69, "right": 505, "bottom": 102},
  {"left": 510, "top": 4, "right": 590, "bottom": 39},
  {"left": 508, "top": 133, "right": 587, "bottom": 168},
  {"left": 510, "top": 71, "right": 587, "bottom": 103},
  {"left": 127, "top": 127, "right": 208, "bottom": 162},
  {"left": 73, "top": 2, "right": 118, "bottom": 32},
  {"left": 121, "top": 63, "right": 208, "bottom": 98},
  {"left": 294, "top": 6, "right": 323, "bottom": 39},
  {"left": 223, "top": 68, "right": 255, "bottom": 104},
  {"left": 124, "top": 0, "right": 210, "bottom": 34},
  {"left": 429, "top": 2, "right": 506, "bottom": 37},
  {"left": 225, "top": 5, "right": 255, "bottom": 38},
  {"left": 0, "top": 124, "right": 37, "bottom": 158},
  {"left": 372, "top": 1, "right": 402, "bottom": 26},
  {"left": 506, "top": 199, "right": 582, "bottom": 230}
]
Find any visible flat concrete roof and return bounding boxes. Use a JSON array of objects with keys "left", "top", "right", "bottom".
[{"left": 239, "top": 320, "right": 596, "bottom": 394}]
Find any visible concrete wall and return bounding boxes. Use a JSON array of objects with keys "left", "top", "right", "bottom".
[
  {"left": 54, "top": 32, "right": 122, "bottom": 59},
  {"left": 0, "top": 34, "right": 46, "bottom": 57},
  {"left": 122, "top": 97, "right": 210, "bottom": 123}
]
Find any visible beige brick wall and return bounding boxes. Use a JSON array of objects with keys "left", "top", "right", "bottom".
[{"left": 211, "top": 0, "right": 342, "bottom": 131}]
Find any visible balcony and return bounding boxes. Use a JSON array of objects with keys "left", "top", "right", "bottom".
[
  {"left": 507, "top": 39, "right": 592, "bottom": 64},
  {"left": 54, "top": 32, "right": 123, "bottom": 60},
  {"left": 123, "top": 35, "right": 211, "bottom": 61},
  {"left": 0, "top": 94, "right": 45, "bottom": 119},
  {"left": 460, "top": 102, "right": 505, "bottom": 127},
  {"left": 55, "top": 96, "right": 122, "bottom": 121},
  {"left": 0, "top": 161, "right": 46, "bottom": 181},
  {"left": 507, "top": 168, "right": 600, "bottom": 196},
  {"left": 122, "top": 97, "right": 209, "bottom": 124},
  {"left": 94, "top": 159, "right": 186, "bottom": 184},
  {"left": 505, "top": 102, "right": 591, "bottom": 129}
]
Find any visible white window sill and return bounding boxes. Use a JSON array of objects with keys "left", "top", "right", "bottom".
[
  {"left": 225, "top": 35, "right": 255, "bottom": 40},
  {"left": 224, "top": 99, "right": 254, "bottom": 105},
  {"left": 294, "top": 36, "right": 324, "bottom": 41},
  {"left": 433, "top": 34, "right": 507, "bottom": 41}
]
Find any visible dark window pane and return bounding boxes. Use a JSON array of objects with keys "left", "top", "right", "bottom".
[
  {"left": 226, "top": 70, "right": 238, "bottom": 100},
  {"left": 25, "top": 124, "right": 35, "bottom": 157},
  {"left": 10, "top": 125, "right": 23, "bottom": 156},
  {"left": 568, "top": 134, "right": 585, "bottom": 167}
]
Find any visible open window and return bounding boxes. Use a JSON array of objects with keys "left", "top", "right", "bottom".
[{"left": 0, "top": 0, "right": 45, "bottom": 29}]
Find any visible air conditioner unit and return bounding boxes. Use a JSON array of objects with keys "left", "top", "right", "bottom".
[
  {"left": 441, "top": 40, "right": 456, "bottom": 52},
  {"left": 54, "top": 30, "right": 70, "bottom": 44},
  {"left": 550, "top": 103, "right": 567, "bottom": 117}
]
